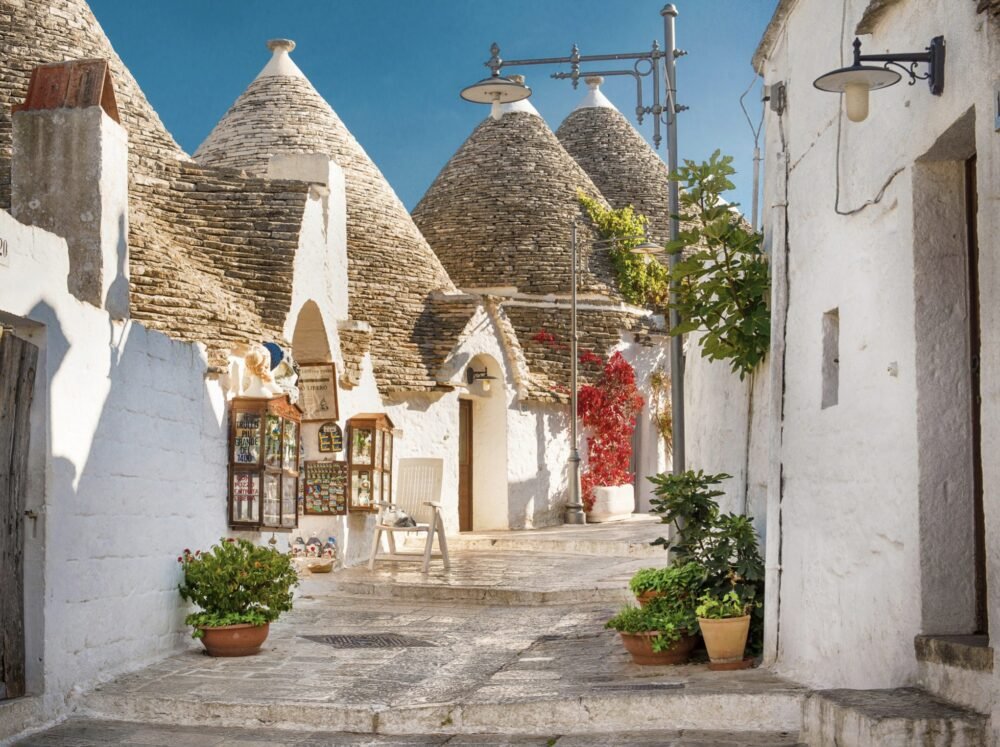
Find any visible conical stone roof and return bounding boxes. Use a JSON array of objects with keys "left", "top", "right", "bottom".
[
  {"left": 411, "top": 107, "right": 618, "bottom": 298},
  {"left": 195, "top": 40, "right": 457, "bottom": 393},
  {"left": 0, "top": 0, "right": 187, "bottom": 208},
  {"left": 555, "top": 77, "right": 672, "bottom": 246}
]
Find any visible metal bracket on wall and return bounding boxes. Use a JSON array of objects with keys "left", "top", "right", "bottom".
[{"left": 766, "top": 82, "right": 786, "bottom": 116}]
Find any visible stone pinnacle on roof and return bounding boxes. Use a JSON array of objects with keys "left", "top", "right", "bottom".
[
  {"left": 556, "top": 85, "right": 671, "bottom": 245},
  {"left": 575, "top": 76, "right": 617, "bottom": 111},
  {"left": 498, "top": 75, "right": 542, "bottom": 118},
  {"left": 194, "top": 39, "right": 459, "bottom": 393},
  {"left": 412, "top": 109, "right": 618, "bottom": 298}
]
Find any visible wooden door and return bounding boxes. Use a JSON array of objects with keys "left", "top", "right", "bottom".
[
  {"left": 966, "top": 155, "right": 987, "bottom": 634},
  {"left": 0, "top": 331, "right": 38, "bottom": 700},
  {"left": 458, "top": 399, "right": 473, "bottom": 532}
]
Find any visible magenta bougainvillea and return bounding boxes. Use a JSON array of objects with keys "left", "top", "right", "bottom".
[{"left": 532, "top": 330, "right": 644, "bottom": 511}]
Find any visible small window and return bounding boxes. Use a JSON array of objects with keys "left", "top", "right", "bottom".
[{"left": 822, "top": 308, "right": 840, "bottom": 409}]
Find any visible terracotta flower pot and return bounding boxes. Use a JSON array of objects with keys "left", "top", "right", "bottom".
[
  {"left": 198, "top": 623, "right": 270, "bottom": 657},
  {"left": 618, "top": 631, "right": 698, "bottom": 665},
  {"left": 698, "top": 615, "right": 750, "bottom": 664},
  {"left": 635, "top": 590, "right": 664, "bottom": 608}
]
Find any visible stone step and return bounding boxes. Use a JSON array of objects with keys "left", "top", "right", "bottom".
[
  {"left": 801, "top": 687, "right": 989, "bottom": 747},
  {"left": 11, "top": 718, "right": 806, "bottom": 746},
  {"left": 402, "top": 517, "right": 668, "bottom": 560},
  {"left": 80, "top": 687, "right": 804, "bottom": 737},
  {"left": 318, "top": 579, "right": 633, "bottom": 606}
]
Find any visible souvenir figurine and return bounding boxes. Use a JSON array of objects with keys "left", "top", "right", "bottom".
[
  {"left": 322, "top": 536, "right": 338, "bottom": 561},
  {"left": 243, "top": 345, "right": 283, "bottom": 398},
  {"left": 305, "top": 536, "right": 322, "bottom": 557},
  {"left": 290, "top": 535, "right": 306, "bottom": 557}
]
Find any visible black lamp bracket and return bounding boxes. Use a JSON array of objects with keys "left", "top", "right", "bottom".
[
  {"left": 465, "top": 366, "right": 497, "bottom": 385},
  {"left": 852, "top": 36, "right": 945, "bottom": 95}
]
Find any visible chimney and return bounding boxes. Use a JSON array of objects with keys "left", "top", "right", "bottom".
[{"left": 11, "top": 60, "right": 129, "bottom": 318}]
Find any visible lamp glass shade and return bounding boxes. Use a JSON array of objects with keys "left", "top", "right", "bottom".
[
  {"left": 844, "top": 81, "right": 870, "bottom": 122},
  {"left": 813, "top": 65, "right": 900, "bottom": 93},
  {"left": 460, "top": 76, "right": 532, "bottom": 104},
  {"left": 629, "top": 240, "right": 665, "bottom": 255}
]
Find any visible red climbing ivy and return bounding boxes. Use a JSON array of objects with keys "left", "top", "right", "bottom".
[
  {"left": 532, "top": 330, "right": 644, "bottom": 511},
  {"left": 578, "top": 351, "right": 644, "bottom": 511}
]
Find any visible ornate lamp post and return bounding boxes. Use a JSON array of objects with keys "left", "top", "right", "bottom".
[{"left": 460, "top": 6, "right": 688, "bottom": 522}]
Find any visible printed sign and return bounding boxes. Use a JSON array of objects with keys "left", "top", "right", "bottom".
[
  {"left": 318, "top": 421, "right": 343, "bottom": 453},
  {"left": 233, "top": 411, "right": 261, "bottom": 465},
  {"left": 303, "top": 460, "right": 348, "bottom": 515},
  {"left": 298, "top": 363, "right": 339, "bottom": 422},
  {"left": 231, "top": 472, "right": 259, "bottom": 522}
]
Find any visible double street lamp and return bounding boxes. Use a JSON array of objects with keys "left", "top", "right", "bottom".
[{"left": 460, "top": 5, "right": 688, "bottom": 523}]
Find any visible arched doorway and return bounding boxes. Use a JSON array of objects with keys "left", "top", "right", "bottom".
[{"left": 459, "top": 353, "right": 508, "bottom": 531}]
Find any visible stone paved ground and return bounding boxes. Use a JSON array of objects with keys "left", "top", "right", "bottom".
[{"left": 13, "top": 521, "right": 807, "bottom": 745}]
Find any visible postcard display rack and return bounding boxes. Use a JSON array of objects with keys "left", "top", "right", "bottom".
[
  {"left": 228, "top": 396, "right": 301, "bottom": 530},
  {"left": 346, "top": 414, "right": 394, "bottom": 511}
]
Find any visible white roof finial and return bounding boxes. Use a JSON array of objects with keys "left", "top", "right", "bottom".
[
  {"left": 498, "top": 74, "right": 541, "bottom": 118},
  {"left": 575, "top": 75, "right": 617, "bottom": 111},
  {"left": 256, "top": 38, "right": 305, "bottom": 80}
]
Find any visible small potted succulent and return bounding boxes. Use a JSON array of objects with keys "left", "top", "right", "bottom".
[
  {"left": 605, "top": 598, "right": 698, "bottom": 665},
  {"left": 178, "top": 538, "right": 299, "bottom": 657},
  {"left": 628, "top": 561, "right": 704, "bottom": 607},
  {"left": 696, "top": 589, "right": 754, "bottom": 670}
]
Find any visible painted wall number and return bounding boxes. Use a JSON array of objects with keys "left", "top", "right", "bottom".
[{"left": 0, "top": 237, "right": 8, "bottom": 267}]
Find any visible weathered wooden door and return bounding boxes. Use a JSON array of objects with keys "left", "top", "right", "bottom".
[
  {"left": 966, "top": 155, "right": 987, "bottom": 634},
  {"left": 458, "top": 399, "right": 473, "bottom": 532},
  {"left": 0, "top": 331, "right": 37, "bottom": 700}
]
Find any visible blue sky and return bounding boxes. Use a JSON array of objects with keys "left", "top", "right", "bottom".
[{"left": 88, "top": 1, "right": 777, "bottom": 212}]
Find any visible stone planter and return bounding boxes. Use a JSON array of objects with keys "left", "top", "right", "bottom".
[
  {"left": 618, "top": 631, "right": 698, "bottom": 665},
  {"left": 198, "top": 623, "right": 270, "bottom": 657},
  {"left": 587, "top": 485, "right": 634, "bottom": 523},
  {"left": 698, "top": 615, "right": 750, "bottom": 665}
]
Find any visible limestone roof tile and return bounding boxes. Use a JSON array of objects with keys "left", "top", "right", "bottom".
[
  {"left": 411, "top": 110, "right": 619, "bottom": 298},
  {"left": 194, "top": 44, "right": 457, "bottom": 393}
]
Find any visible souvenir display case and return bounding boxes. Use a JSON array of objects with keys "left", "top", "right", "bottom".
[
  {"left": 228, "top": 396, "right": 301, "bottom": 530},
  {"left": 346, "top": 413, "right": 394, "bottom": 511}
]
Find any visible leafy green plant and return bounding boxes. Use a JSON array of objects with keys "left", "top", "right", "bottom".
[
  {"left": 696, "top": 589, "right": 751, "bottom": 620},
  {"left": 177, "top": 539, "right": 299, "bottom": 638},
  {"left": 649, "top": 369, "right": 673, "bottom": 453},
  {"left": 647, "top": 469, "right": 765, "bottom": 654},
  {"left": 667, "top": 151, "right": 770, "bottom": 378},
  {"left": 605, "top": 600, "right": 693, "bottom": 651},
  {"left": 578, "top": 192, "right": 669, "bottom": 309},
  {"left": 628, "top": 561, "right": 704, "bottom": 597}
]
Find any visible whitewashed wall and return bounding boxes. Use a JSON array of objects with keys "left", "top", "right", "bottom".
[
  {"left": 757, "top": 0, "right": 1000, "bottom": 707},
  {"left": 0, "top": 209, "right": 231, "bottom": 733}
]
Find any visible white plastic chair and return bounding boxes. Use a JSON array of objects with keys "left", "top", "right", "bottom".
[{"left": 368, "top": 457, "right": 450, "bottom": 573}]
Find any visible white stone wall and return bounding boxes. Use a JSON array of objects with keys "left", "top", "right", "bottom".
[
  {"left": 756, "top": 0, "right": 1000, "bottom": 702},
  {"left": 0, "top": 209, "right": 230, "bottom": 728}
]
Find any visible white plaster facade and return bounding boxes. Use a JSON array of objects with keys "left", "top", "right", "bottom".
[{"left": 752, "top": 0, "right": 1000, "bottom": 733}]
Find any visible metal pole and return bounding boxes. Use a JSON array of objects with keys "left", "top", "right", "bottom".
[
  {"left": 662, "top": 3, "right": 685, "bottom": 474},
  {"left": 565, "top": 221, "right": 586, "bottom": 524}
]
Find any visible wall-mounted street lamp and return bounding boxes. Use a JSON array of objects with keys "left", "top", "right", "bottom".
[
  {"left": 814, "top": 36, "right": 945, "bottom": 122},
  {"left": 465, "top": 366, "right": 498, "bottom": 392},
  {"left": 460, "top": 75, "right": 533, "bottom": 121}
]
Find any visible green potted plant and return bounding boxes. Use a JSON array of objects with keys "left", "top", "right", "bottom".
[
  {"left": 605, "top": 598, "right": 698, "bottom": 665},
  {"left": 628, "top": 561, "right": 704, "bottom": 607},
  {"left": 178, "top": 538, "right": 299, "bottom": 657},
  {"left": 648, "top": 470, "right": 765, "bottom": 658},
  {"left": 696, "top": 589, "right": 755, "bottom": 670}
]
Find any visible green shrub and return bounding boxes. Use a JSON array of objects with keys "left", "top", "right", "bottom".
[
  {"left": 695, "top": 589, "right": 751, "bottom": 620},
  {"left": 605, "top": 600, "right": 695, "bottom": 652},
  {"left": 647, "top": 469, "right": 765, "bottom": 654},
  {"left": 177, "top": 539, "right": 299, "bottom": 638},
  {"left": 628, "top": 561, "right": 705, "bottom": 596}
]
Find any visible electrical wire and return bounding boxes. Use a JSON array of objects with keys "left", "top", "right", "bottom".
[{"left": 832, "top": 0, "right": 902, "bottom": 215}]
